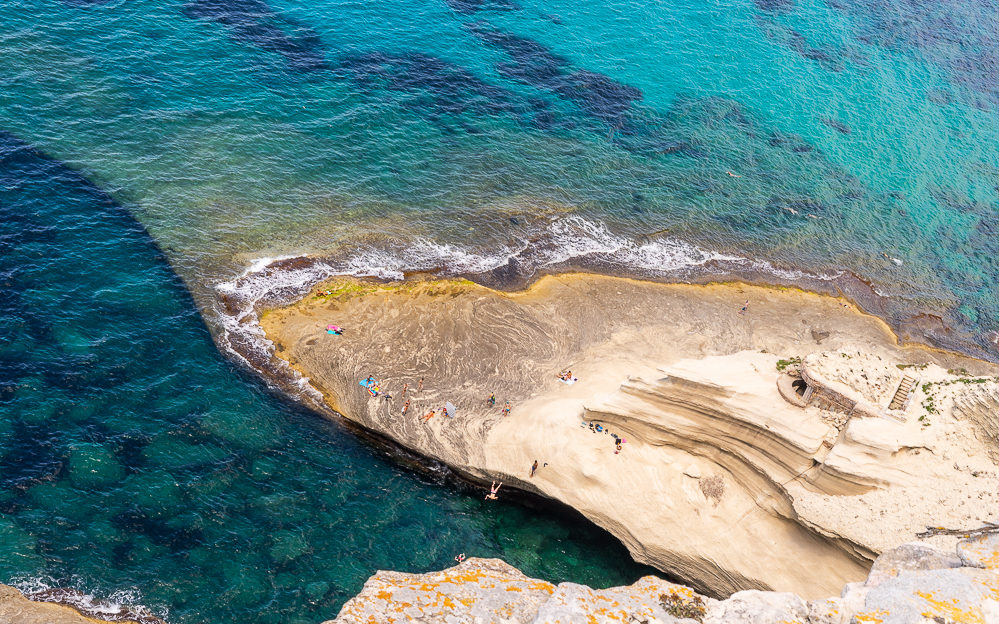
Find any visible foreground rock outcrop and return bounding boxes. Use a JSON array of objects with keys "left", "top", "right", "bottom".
[
  {"left": 261, "top": 274, "right": 999, "bottom": 598},
  {"left": 327, "top": 536, "right": 999, "bottom": 623},
  {"left": 0, "top": 584, "right": 163, "bottom": 624}
]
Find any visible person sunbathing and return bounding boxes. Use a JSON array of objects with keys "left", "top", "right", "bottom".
[{"left": 422, "top": 409, "right": 435, "bottom": 422}]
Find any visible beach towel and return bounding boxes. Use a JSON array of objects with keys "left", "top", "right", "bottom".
[{"left": 445, "top": 401, "right": 457, "bottom": 417}]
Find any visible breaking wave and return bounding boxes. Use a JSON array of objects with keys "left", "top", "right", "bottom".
[
  {"left": 11, "top": 577, "right": 164, "bottom": 624},
  {"left": 213, "top": 215, "right": 840, "bottom": 392}
]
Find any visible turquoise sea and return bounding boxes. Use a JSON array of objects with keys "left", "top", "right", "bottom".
[{"left": 1, "top": 0, "right": 998, "bottom": 621}]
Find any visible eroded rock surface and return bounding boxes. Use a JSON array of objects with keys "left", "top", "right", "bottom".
[
  {"left": 262, "top": 274, "right": 999, "bottom": 598},
  {"left": 328, "top": 540, "right": 999, "bottom": 624}
]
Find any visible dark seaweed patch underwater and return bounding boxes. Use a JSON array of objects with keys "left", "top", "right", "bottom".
[
  {"left": 0, "top": 133, "right": 655, "bottom": 622},
  {"left": 3, "top": 0, "right": 999, "bottom": 619}
]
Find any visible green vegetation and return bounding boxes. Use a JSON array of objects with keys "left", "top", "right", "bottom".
[
  {"left": 315, "top": 281, "right": 371, "bottom": 299},
  {"left": 921, "top": 382, "right": 938, "bottom": 417},
  {"left": 660, "top": 591, "right": 706, "bottom": 622},
  {"left": 896, "top": 363, "right": 928, "bottom": 370},
  {"left": 775, "top": 356, "right": 801, "bottom": 372},
  {"left": 314, "top": 277, "right": 477, "bottom": 301}
]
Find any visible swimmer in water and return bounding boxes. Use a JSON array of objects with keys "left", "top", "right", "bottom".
[
  {"left": 485, "top": 481, "right": 502, "bottom": 500},
  {"left": 726, "top": 171, "right": 741, "bottom": 178}
]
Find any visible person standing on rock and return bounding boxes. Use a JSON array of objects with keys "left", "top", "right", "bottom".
[
  {"left": 418, "top": 378, "right": 424, "bottom": 392},
  {"left": 503, "top": 401, "right": 511, "bottom": 417},
  {"left": 530, "top": 460, "right": 539, "bottom": 478},
  {"left": 487, "top": 393, "right": 496, "bottom": 407},
  {"left": 401, "top": 398, "right": 410, "bottom": 415},
  {"left": 402, "top": 383, "right": 408, "bottom": 396}
]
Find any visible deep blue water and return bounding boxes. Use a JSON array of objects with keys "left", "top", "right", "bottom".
[
  {"left": 0, "top": 133, "right": 652, "bottom": 622},
  {"left": 2, "top": 0, "right": 999, "bottom": 621}
]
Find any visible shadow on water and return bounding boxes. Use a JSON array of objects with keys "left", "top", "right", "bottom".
[{"left": 0, "top": 131, "right": 658, "bottom": 622}]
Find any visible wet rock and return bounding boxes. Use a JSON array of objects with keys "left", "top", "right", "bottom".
[{"left": 0, "top": 584, "right": 163, "bottom": 624}]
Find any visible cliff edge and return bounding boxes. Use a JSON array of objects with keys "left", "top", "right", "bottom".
[{"left": 325, "top": 535, "right": 999, "bottom": 623}]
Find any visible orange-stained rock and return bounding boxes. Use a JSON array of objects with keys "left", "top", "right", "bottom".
[{"left": 327, "top": 546, "right": 999, "bottom": 624}]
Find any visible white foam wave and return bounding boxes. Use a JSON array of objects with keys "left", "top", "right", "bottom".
[
  {"left": 11, "top": 577, "right": 164, "bottom": 623},
  {"left": 213, "top": 215, "right": 839, "bottom": 396}
]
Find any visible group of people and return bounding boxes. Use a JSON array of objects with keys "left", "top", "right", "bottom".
[
  {"left": 358, "top": 378, "right": 535, "bottom": 504},
  {"left": 582, "top": 420, "right": 627, "bottom": 454},
  {"left": 361, "top": 375, "right": 464, "bottom": 425},
  {"left": 486, "top": 393, "right": 512, "bottom": 416}
]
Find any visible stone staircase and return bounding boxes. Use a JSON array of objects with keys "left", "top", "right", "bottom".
[{"left": 887, "top": 375, "right": 917, "bottom": 411}]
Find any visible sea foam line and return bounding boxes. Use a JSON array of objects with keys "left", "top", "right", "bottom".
[
  {"left": 213, "top": 215, "right": 839, "bottom": 394},
  {"left": 11, "top": 577, "right": 165, "bottom": 624}
]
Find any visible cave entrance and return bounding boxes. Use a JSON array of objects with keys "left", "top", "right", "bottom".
[{"left": 792, "top": 379, "right": 809, "bottom": 397}]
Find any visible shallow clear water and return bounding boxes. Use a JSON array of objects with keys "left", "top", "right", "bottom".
[
  {"left": 0, "top": 134, "right": 654, "bottom": 622},
  {"left": 1, "top": 0, "right": 997, "bottom": 346},
  {"left": 2, "top": 0, "right": 999, "bottom": 620}
]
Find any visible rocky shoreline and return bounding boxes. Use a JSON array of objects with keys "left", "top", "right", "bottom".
[
  {"left": 0, "top": 584, "right": 164, "bottom": 624},
  {"left": 325, "top": 534, "right": 999, "bottom": 624},
  {"left": 259, "top": 273, "right": 999, "bottom": 599}
]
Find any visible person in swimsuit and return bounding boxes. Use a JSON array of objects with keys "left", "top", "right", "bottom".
[
  {"left": 423, "top": 409, "right": 435, "bottom": 422},
  {"left": 402, "top": 383, "right": 408, "bottom": 396},
  {"left": 485, "top": 481, "right": 502, "bottom": 500},
  {"left": 487, "top": 393, "right": 496, "bottom": 407},
  {"left": 739, "top": 300, "right": 749, "bottom": 315},
  {"left": 401, "top": 399, "right": 410, "bottom": 415},
  {"left": 418, "top": 378, "right": 424, "bottom": 392},
  {"left": 503, "top": 401, "right": 511, "bottom": 416},
  {"left": 530, "top": 460, "right": 539, "bottom": 478}
]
